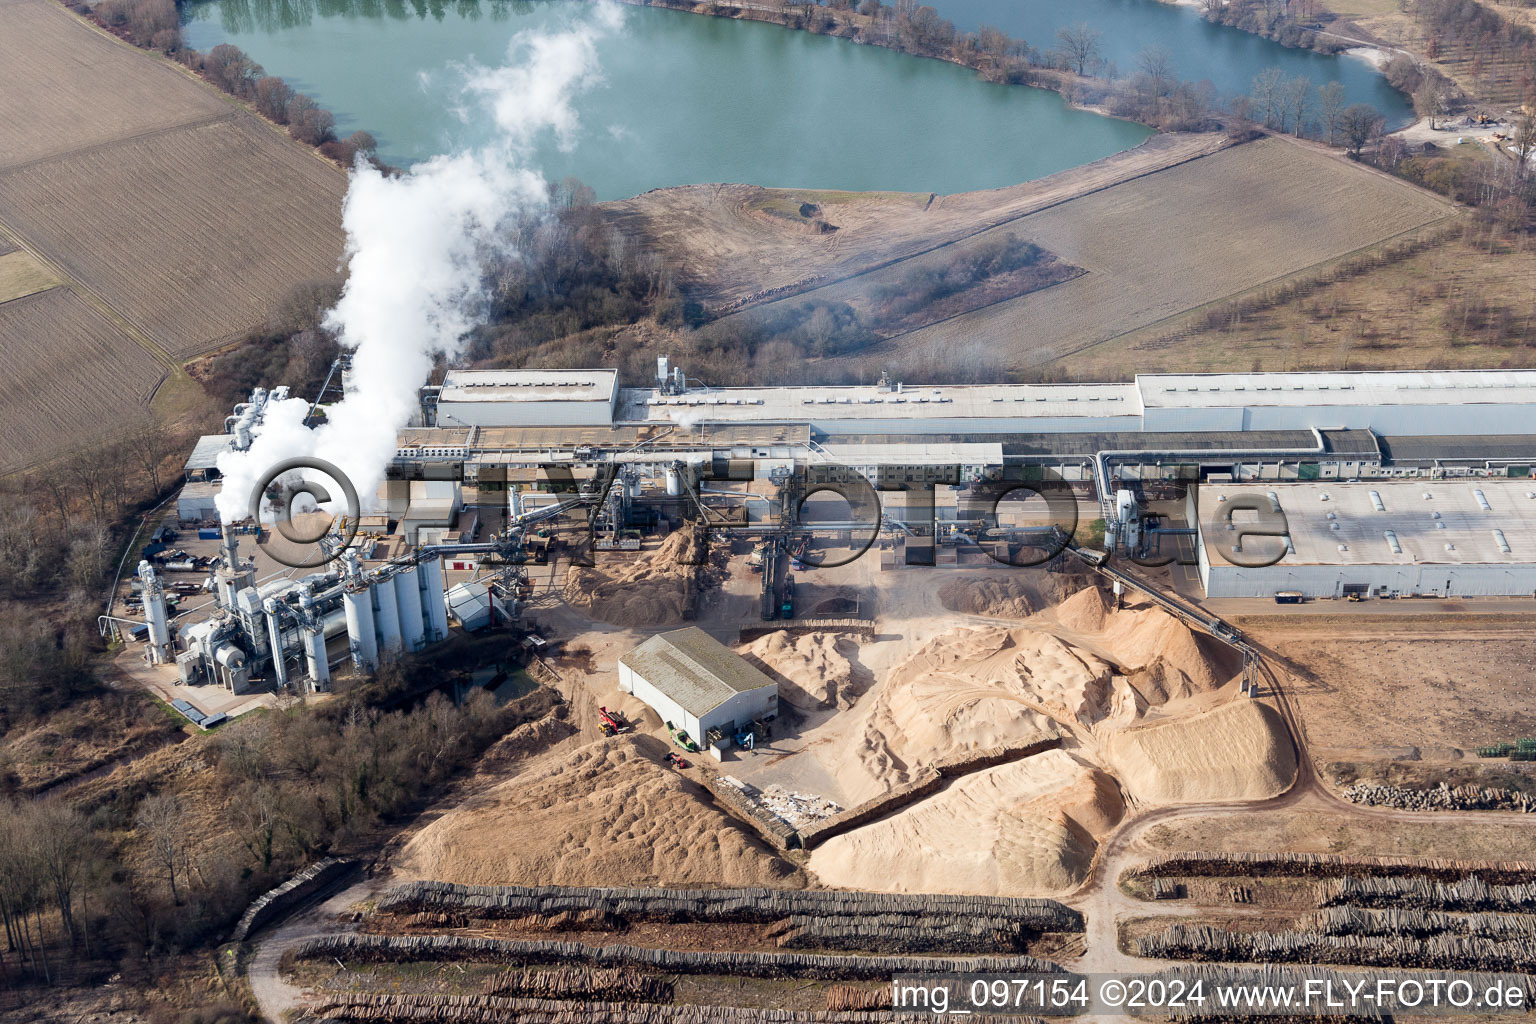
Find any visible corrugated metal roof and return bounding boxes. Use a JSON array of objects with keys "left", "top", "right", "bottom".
[
  {"left": 441, "top": 369, "right": 617, "bottom": 404},
  {"left": 184, "top": 434, "right": 234, "bottom": 472},
  {"left": 620, "top": 627, "right": 774, "bottom": 718}
]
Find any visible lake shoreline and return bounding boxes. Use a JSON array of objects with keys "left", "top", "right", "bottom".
[{"left": 614, "top": 0, "right": 1181, "bottom": 134}]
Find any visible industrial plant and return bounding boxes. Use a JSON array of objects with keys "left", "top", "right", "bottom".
[{"left": 130, "top": 360, "right": 1536, "bottom": 719}]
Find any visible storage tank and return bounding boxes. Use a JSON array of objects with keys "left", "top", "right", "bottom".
[
  {"left": 137, "top": 560, "right": 172, "bottom": 665},
  {"left": 372, "top": 572, "right": 403, "bottom": 654},
  {"left": 393, "top": 565, "right": 426, "bottom": 650},
  {"left": 263, "top": 597, "right": 288, "bottom": 688},
  {"left": 300, "top": 593, "right": 330, "bottom": 690},
  {"left": 665, "top": 467, "right": 682, "bottom": 496},
  {"left": 343, "top": 582, "right": 378, "bottom": 671},
  {"left": 418, "top": 555, "right": 449, "bottom": 640}
]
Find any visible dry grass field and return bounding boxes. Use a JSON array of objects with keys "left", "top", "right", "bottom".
[
  {"left": 836, "top": 137, "right": 1456, "bottom": 369},
  {"left": 0, "top": 249, "right": 59, "bottom": 303},
  {"left": 0, "top": 116, "right": 348, "bottom": 356},
  {"left": 1056, "top": 233, "right": 1536, "bottom": 378},
  {"left": 607, "top": 132, "right": 1226, "bottom": 311},
  {"left": 0, "top": 0, "right": 228, "bottom": 171},
  {"left": 0, "top": 0, "right": 345, "bottom": 471},
  {"left": 0, "top": 288, "right": 167, "bottom": 469}
]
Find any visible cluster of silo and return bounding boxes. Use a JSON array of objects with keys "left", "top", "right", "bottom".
[{"left": 342, "top": 554, "right": 451, "bottom": 671}]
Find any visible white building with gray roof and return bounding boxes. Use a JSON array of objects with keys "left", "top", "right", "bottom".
[
  {"left": 618, "top": 627, "right": 778, "bottom": 748},
  {"left": 1197, "top": 479, "right": 1536, "bottom": 599}
]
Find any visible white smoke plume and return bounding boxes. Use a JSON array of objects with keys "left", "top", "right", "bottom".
[{"left": 216, "top": 2, "right": 624, "bottom": 524}]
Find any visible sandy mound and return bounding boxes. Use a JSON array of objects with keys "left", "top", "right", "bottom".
[
  {"left": 742, "top": 632, "right": 871, "bottom": 711},
  {"left": 395, "top": 737, "right": 801, "bottom": 888},
  {"left": 1053, "top": 585, "right": 1111, "bottom": 632},
  {"left": 561, "top": 528, "right": 721, "bottom": 627},
  {"left": 1107, "top": 700, "right": 1296, "bottom": 804},
  {"left": 808, "top": 750, "right": 1119, "bottom": 895},
  {"left": 1098, "top": 601, "right": 1229, "bottom": 704},
  {"left": 828, "top": 627, "right": 1087, "bottom": 802}
]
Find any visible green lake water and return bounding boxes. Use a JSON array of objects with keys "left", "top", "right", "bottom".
[{"left": 183, "top": 0, "right": 1154, "bottom": 198}]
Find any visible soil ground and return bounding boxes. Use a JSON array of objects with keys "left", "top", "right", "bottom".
[
  {"left": 0, "top": 0, "right": 344, "bottom": 472},
  {"left": 613, "top": 134, "right": 1456, "bottom": 376},
  {"left": 1057, "top": 230, "right": 1536, "bottom": 378}
]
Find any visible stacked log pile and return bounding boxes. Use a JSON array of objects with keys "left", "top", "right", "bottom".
[
  {"left": 1308, "top": 905, "right": 1536, "bottom": 938},
  {"left": 480, "top": 967, "right": 671, "bottom": 1003},
  {"left": 305, "top": 992, "right": 1044, "bottom": 1024},
  {"left": 823, "top": 986, "right": 887, "bottom": 1012},
  {"left": 1342, "top": 781, "right": 1536, "bottom": 813},
  {"left": 231, "top": 857, "right": 355, "bottom": 942},
  {"left": 1136, "top": 851, "right": 1536, "bottom": 884},
  {"left": 1316, "top": 875, "right": 1536, "bottom": 911},
  {"left": 296, "top": 934, "right": 1063, "bottom": 979},
  {"left": 375, "top": 883, "right": 1083, "bottom": 938},
  {"left": 775, "top": 913, "right": 1036, "bottom": 953},
  {"left": 1137, "top": 923, "right": 1536, "bottom": 972}
]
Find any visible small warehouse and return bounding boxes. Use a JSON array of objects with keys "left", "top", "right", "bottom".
[
  {"left": 619, "top": 627, "right": 778, "bottom": 747},
  {"left": 176, "top": 480, "right": 221, "bottom": 522},
  {"left": 1197, "top": 479, "right": 1536, "bottom": 599}
]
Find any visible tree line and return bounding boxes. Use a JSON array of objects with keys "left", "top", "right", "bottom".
[{"left": 76, "top": 0, "right": 382, "bottom": 167}]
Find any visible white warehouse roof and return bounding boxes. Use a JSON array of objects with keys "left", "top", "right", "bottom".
[
  {"left": 440, "top": 369, "right": 617, "bottom": 405},
  {"left": 617, "top": 382, "right": 1139, "bottom": 423},
  {"left": 1140, "top": 370, "right": 1536, "bottom": 408},
  {"left": 1201, "top": 480, "right": 1536, "bottom": 567}
]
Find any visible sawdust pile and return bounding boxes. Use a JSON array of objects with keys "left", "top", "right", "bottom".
[
  {"left": 808, "top": 750, "right": 1120, "bottom": 895},
  {"left": 742, "top": 632, "right": 871, "bottom": 711},
  {"left": 827, "top": 626, "right": 1098, "bottom": 803},
  {"left": 394, "top": 737, "right": 801, "bottom": 888},
  {"left": 936, "top": 571, "right": 1095, "bottom": 620},
  {"left": 561, "top": 528, "right": 721, "bottom": 627},
  {"left": 1107, "top": 700, "right": 1296, "bottom": 804},
  {"left": 937, "top": 575, "right": 1040, "bottom": 618},
  {"left": 1052, "top": 585, "right": 1111, "bottom": 632}
]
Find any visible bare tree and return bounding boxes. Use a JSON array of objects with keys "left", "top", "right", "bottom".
[
  {"left": 1339, "top": 103, "right": 1384, "bottom": 157},
  {"left": 204, "top": 44, "right": 263, "bottom": 99},
  {"left": 31, "top": 802, "right": 94, "bottom": 950},
  {"left": 1284, "top": 75, "right": 1313, "bottom": 137},
  {"left": 977, "top": 24, "right": 1011, "bottom": 69},
  {"left": 136, "top": 792, "right": 188, "bottom": 903},
  {"left": 1414, "top": 79, "right": 1446, "bottom": 130},
  {"left": 133, "top": 420, "right": 174, "bottom": 495},
  {"left": 253, "top": 76, "right": 295, "bottom": 125},
  {"left": 1317, "top": 80, "right": 1346, "bottom": 145},
  {"left": 1055, "top": 23, "right": 1102, "bottom": 76},
  {"left": 1251, "top": 67, "right": 1287, "bottom": 129},
  {"left": 1511, "top": 110, "right": 1535, "bottom": 183},
  {"left": 1137, "top": 45, "right": 1176, "bottom": 97},
  {"left": 288, "top": 94, "right": 337, "bottom": 146}
]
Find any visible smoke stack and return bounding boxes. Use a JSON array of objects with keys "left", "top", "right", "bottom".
[{"left": 213, "top": 3, "right": 623, "bottom": 525}]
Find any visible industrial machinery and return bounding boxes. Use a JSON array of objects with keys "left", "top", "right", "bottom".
[{"left": 598, "top": 706, "right": 629, "bottom": 735}]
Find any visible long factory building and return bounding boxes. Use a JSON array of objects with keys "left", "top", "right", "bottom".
[
  {"left": 184, "top": 365, "right": 1536, "bottom": 601},
  {"left": 384, "top": 366, "right": 1536, "bottom": 483}
]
